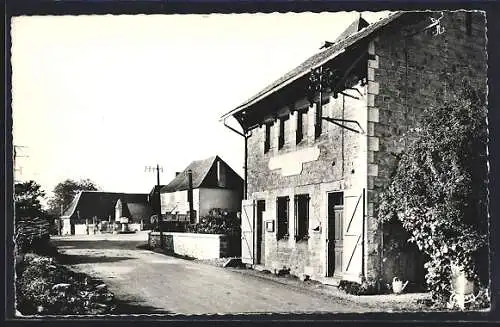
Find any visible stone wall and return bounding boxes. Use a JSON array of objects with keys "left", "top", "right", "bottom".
[
  {"left": 246, "top": 83, "right": 368, "bottom": 280},
  {"left": 243, "top": 11, "right": 487, "bottom": 284},
  {"left": 149, "top": 232, "right": 240, "bottom": 259},
  {"left": 368, "top": 11, "right": 487, "bottom": 282}
]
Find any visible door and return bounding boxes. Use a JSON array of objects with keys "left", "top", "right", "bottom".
[
  {"left": 327, "top": 192, "right": 344, "bottom": 277},
  {"left": 241, "top": 200, "right": 255, "bottom": 265},
  {"left": 256, "top": 200, "right": 266, "bottom": 265}
]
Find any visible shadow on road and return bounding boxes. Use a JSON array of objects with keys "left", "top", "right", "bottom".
[
  {"left": 113, "top": 298, "right": 174, "bottom": 314},
  {"left": 56, "top": 253, "right": 135, "bottom": 265},
  {"left": 52, "top": 240, "right": 147, "bottom": 250},
  {"left": 136, "top": 244, "right": 196, "bottom": 261}
]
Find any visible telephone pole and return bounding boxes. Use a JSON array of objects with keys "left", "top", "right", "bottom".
[
  {"left": 14, "top": 145, "right": 29, "bottom": 183},
  {"left": 145, "top": 164, "right": 163, "bottom": 246}
]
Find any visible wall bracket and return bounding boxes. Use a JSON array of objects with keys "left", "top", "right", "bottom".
[{"left": 321, "top": 116, "right": 365, "bottom": 134}]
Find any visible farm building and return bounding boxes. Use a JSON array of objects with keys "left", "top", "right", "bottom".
[
  {"left": 160, "top": 156, "right": 243, "bottom": 223},
  {"left": 60, "top": 191, "right": 151, "bottom": 235},
  {"left": 220, "top": 11, "right": 487, "bottom": 286}
]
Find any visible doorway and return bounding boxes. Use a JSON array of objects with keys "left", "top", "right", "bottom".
[
  {"left": 327, "top": 192, "right": 344, "bottom": 278},
  {"left": 256, "top": 200, "right": 266, "bottom": 265}
]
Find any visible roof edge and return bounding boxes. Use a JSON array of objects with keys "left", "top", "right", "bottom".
[{"left": 219, "top": 11, "right": 404, "bottom": 122}]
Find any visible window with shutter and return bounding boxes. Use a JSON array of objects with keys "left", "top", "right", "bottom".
[
  {"left": 315, "top": 102, "right": 322, "bottom": 138},
  {"left": 278, "top": 115, "right": 289, "bottom": 149},
  {"left": 296, "top": 108, "right": 308, "bottom": 144},
  {"left": 276, "top": 196, "right": 289, "bottom": 239},
  {"left": 294, "top": 194, "right": 310, "bottom": 241},
  {"left": 264, "top": 123, "right": 272, "bottom": 153}
]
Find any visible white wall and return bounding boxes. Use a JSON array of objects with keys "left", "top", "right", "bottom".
[
  {"left": 74, "top": 223, "right": 88, "bottom": 235},
  {"left": 160, "top": 189, "right": 200, "bottom": 217},
  {"left": 61, "top": 218, "right": 72, "bottom": 235},
  {"left": 150, "top": 232, "right": 229, "bottom": 259},
  {"left": 198, "top": 188, "right": 242, "bottom": 217}
]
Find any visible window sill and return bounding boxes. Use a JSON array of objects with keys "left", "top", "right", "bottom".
[
  {"left": 295, "top": 235, "right": 309, "bottom": 242},
  {"left": 277, "top": 234, "right": 289, "bottom": 241}
]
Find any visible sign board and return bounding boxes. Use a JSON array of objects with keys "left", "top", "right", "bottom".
[{"left": 266, "top": 220, "right": 275, "bottom": 232}]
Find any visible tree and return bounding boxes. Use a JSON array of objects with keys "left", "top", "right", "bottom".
[
  {"left": 378, "top": 79, "right": 489, "bottom": 305},
  {"left": 47, "top": 179, "right": 99, "bottom": 215},
  {"left": 15, "top": 180, "right": 46, "bottom": 219}
]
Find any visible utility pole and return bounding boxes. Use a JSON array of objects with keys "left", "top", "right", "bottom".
[
  {"left": 145, "top": 164, "right": 163, "bottom": 246},
  {"left": 187, "top": 169, "right": 194, "bottom": 223},
  {"left": 13, "top": 145, "right": 29, "bottom": 183}
]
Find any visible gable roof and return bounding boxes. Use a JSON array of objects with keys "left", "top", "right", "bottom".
[
  {"left": 149, "top": 185, "right": 165, "bottom": 195},
  {"left": 61, "top": 191, "right": 150, "bottom": 222},
  {"left": 161, "top": 156, "right": 218, "bottom": 193},
  {"left": 220, "top": 12, "right": 404, "bottom": 121},
  {"left": 333, "top": 15, "right": 369, "bottom": 43},
  {"left": 161, "top": 155, "right": 243, "bottom": 193}
]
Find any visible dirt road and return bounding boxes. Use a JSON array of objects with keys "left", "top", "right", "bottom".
[{"left": 52, "top": 232, "right": 373, "bottom": 315}]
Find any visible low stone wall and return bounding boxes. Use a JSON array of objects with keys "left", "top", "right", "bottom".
[
  {"left": 128, "top": 223, "right": 142, "bottom": 232},
  {"left": 148, "top": 232, "right": 240, "bottom": 259}
]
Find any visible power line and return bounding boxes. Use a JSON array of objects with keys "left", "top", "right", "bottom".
[{"left": 145, "top": 164, "right": 163, "bottom": 187}]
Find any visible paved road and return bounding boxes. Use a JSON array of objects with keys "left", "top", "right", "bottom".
[{"left": 52, "top": 232, "right": 367, "bottom": 315}]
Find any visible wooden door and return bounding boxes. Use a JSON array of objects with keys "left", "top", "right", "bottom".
[
  {"left": 327, "top": 192, "right": 343, "bottom": 277},
  {"left": 333, "top": 205, "right": 344, "bottom": 278},
  {"left": 241, "top": 200, "right": 255, "bottom": 265},
  {"left": 256, "top": 200, "right": 266, "bottom": 265}
]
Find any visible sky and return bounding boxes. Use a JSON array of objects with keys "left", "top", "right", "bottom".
[{"left": 11, "top": 11, "right": 391, "bottom": 203}]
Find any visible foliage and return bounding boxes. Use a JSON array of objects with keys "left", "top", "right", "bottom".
[
  {"left": 186, "top": 208, "right": 241, "bottom": 236},
  {"left": 378, "top": 80, "right": 489, "bottom": 304},
  {"left": 47, "top": 179, "right": 98, "bottom": 216},
  {"left": 15, "top": 181, "right": 46, "bottom": 219},
  {"left": 16, "top": 254, "right": 116, "bottom": 315},
  {"left": 14, "top": 181, "right": 55, "bottom": 254},
  {"left": 338, "top": 277, "right": 382, "bottom": 296},
  {"left": 15, "top": 217, "right": 54, "bottom": 255}
]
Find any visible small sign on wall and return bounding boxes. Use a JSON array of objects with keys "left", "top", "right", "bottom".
[{"left": 266, "top": 220, "right": 275, "bottom": 232}]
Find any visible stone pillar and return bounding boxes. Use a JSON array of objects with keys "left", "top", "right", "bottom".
[{"left": 365, "top": 39, "right": 382, "bottom": 281}]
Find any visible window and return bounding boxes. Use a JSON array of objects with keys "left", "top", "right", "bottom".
[
  {"left": 296, "top": 108, "right": 308, "bottom": 144},
  {"left": 278, "top": 115, "right": 289, "bottom": 149},
  {"left": 276, "top": 196, "right": 289, "bottom": 239},
  {"left": 315, "top": 101, "right": 323, "bottom": 138},
  {"left": 264, "top": 123, "right": 272, "bottom": 153},
  {"left": 294, "top": 194, "right": 310, "bottom": 241},
  {"left": 466, "top": 12, "right": 472, "bottom": 36}
]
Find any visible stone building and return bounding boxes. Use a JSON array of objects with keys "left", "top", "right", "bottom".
[
  {"left": 220, "top": 11, "right": 486, "bottom": 286},
  {"left": 60, "top": 191, "right": 151, "bottom": 235},
  {"left": 160, "top": 155, "right": 243, "bottom": 222}
]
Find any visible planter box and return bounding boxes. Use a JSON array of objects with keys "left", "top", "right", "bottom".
[
  {"left": 149, "top": 232, "right": 240, "bottom": 259},
  {"left": 451, "top": 263, "right": 475, "bottom": 309}
]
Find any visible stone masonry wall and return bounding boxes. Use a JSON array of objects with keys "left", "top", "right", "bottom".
[
  {"left": 368, "top": 11, "right": 487, "bottom": 282},
  {"left": 247, "top": 83, "right": 368, "bottom": 280}
]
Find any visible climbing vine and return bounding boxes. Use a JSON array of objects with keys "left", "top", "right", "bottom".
[{"left": 378, "top": 79, "right": 489, "bottom": 305}]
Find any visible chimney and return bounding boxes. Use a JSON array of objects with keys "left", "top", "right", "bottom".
[{"left": 176, "top": 172, "right": 181, "bottom": 177}]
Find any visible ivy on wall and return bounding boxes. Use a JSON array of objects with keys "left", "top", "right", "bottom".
[{"left": 377, "top": 79, "right": 489, "bottom": 305}]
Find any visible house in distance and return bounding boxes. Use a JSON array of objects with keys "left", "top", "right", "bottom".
[
  {"left": 60, "top": 191, "right": 152, "bottom": 235},
  {"left": 220, "top": 11, "right": 487, "bottom": 286},
  {"left": 160, "top": 155, "right": 244, "bottom": 223}
]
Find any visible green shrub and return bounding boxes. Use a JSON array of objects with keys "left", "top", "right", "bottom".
[
  {"left": 378, "top": 79, "right": 489, "bottom": 305},
  {"left": 16, "top": 254, "right": 116, "bottom": 315},
  {"left": 15, "top": 217, "right": 52, "bottom": 255},
  {"left": 186, "top": 208, "right": 240, "bottom": 236},
  {"left": 338, "top": 277, "right": 382, "bottom": 296}
]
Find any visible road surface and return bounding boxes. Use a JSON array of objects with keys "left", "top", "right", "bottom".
[{"left": 52, "top": 232, "right": 370, "bottom": 315}]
